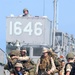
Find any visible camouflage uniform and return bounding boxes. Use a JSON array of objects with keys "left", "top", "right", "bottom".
[
  {"left": 59, "top": 67, "right": 65, "bottom": 75},
  {"left": 58, "top": 60, "right": 65, "bottom": 75},
  {"left": 10, "top": 62, "right": 29, "bottom": 75},
  {"left": 16, "top": 47, "right": 35, "bottom": 75},
  {"left": 48, "top": 48, "right": 62, "bottom": 74},
  {"left": 64, "top": 52, "right": 74, "bottom": 75},
  {"left": 4, "top": 50, "right": 20, "bottom": 71},
  {"left": 36, "top": 48, "right": 56, "bottom": 75}
]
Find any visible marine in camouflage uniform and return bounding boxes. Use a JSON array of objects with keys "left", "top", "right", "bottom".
[
  {"left": 59, "top": 60, "right": 65, "bottom": 75},
  {"left": 10, "top": 62, "right": 29, "bottom": 75},
  {"left": 12, "top": 46, "right": 35, "bottom": 75},
  {"left": 64, "top": 52, "right": 74, "bottom": 75},
  {"left": 48, "top": 48, "right": 62, "bottom": 74},
  {"left": 36, "top": 47, "right": 56, "bottom": 75},
  {"left": 4, "top": 50, "right": 20, "bottom": 71}
]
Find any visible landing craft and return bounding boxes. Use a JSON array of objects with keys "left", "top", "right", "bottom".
[
  {"left": 3, "top": 0, "right": 75, "bottom": 74},
  {"left": 5, "top": 13, "right": 75, "bottom": 75},
  {"left": 6, "top": 16, "right": 74, "bottom": 63}
]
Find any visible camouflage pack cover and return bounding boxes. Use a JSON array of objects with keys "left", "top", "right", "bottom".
[
  {"left": 39, "top": 55, "right": 52, "bottom": 70},
  {"left": 48, "top": 48, "right": 62, "bottom": 72}
]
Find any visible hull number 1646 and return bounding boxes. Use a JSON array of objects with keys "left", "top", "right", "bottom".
[{"left": 9, "top": 21, "right": 43, "bottom": 36}]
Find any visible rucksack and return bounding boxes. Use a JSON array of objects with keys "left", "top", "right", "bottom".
[
  {"left": 64, "top": 62, "right": 75, "bottom": 75},
  {"left": 48, "top": 51, "right": 61, "bottom": 71}
]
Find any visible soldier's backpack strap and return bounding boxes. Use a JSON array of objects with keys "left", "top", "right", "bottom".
[
  {"left": 70, "top": 62, "right": 75, "bottom": 75},
  {"left": 64, "top": 62, "right": 73, "bottom": 75}
]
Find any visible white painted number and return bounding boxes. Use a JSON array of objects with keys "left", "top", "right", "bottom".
[
  {"left": 34, "top": 22, "right": 42, "bottom": 36},
  {"left": 9, "top": 21, "right": 13, "bottom": 35},
  {"left": 14, "top": 22, "right": 22, "bottom": 35},
  {"left": 23, "top": 22, "right": 32, "bottom": 35},
  {"left": 9, "top": 21, "right": 43, "bottom": 36}
]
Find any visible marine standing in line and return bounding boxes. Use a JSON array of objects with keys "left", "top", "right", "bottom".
[
  {"left": 10, "top": 62, "right": 29, "bottom": 75},
  {"left": 12, "top": 46, "right": 35, "bottom": 75},
  {"left": 64, "top": 52, "right": 74, "bottom": 75},
  {"left": 4, "top": 50, "right": 20, "bottom": 71},
  {"left": 59, "top": 60, "right": 65, "bottom": 75},
  {"left": 35, "top": 47, "right": 56, "bottom": 75}
]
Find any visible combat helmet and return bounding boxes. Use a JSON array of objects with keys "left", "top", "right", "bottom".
[
  {"left": 20, "top": 46, "right": 27, "bottom": 53},
  {"left": 9, "top": 51, "right": 16, "bottom": 56},
  {"left": 23, "top": 8, "right": 28, "bottom": 13},
  {"left": 66, "top": 52, "right": 74, "bottom": 59},
  {"left": 42, "top": 47, "right": 48, "bottom": 53},
  {"left": 15, "top": 63, "right": 23, "bottom": 68},
  {"left": 9, "top": 50, "right": 20, "bottom": 56}
]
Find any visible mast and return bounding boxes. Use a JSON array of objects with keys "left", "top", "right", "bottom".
[
  {"left": 43, "top": 0, "right": 45, "bottom": 16},
  {"left": 53, "top": 0, "right": 57, "bottom": 49}
]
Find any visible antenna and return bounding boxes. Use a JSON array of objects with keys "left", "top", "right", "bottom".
[{"left": 43, "top": 0, "right": 45, "bottom": 16}]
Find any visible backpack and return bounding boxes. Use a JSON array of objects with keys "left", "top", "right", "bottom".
[
  {"left": 64, "top": 62, "right": 75, "bottom": 75},
  {"left": 48, "top": 51, "right": 61, "bottom": 71},
  {"left": 54, "top": 58, "right": 61, "bottom": 70}
]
